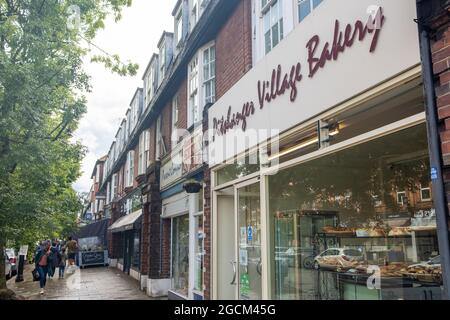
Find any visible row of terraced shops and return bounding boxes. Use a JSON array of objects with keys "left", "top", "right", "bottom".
[{"left": 86, "top": 0, "right": 450, "bottom": 300}]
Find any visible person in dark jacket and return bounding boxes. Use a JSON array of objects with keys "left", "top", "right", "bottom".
[
  {"left": 34, "top": 241, "right": 51, "bottom": 295},
  {"left": 47, "top": 242, "right": 59, "bottom": 278}
]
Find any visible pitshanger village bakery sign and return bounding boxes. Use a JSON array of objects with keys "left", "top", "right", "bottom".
[{"left": 208, "top": 0, "right": 421, "bottom": 165}]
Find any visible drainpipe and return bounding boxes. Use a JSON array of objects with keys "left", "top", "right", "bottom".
[{"left": 416, "top": 0, "right": 450, "bottom": 300}]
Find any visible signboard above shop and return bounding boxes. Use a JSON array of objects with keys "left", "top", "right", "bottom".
[
  {"left": 207, "top": 0, "right": 421, "bottom": 165},
  {"left": 160, "top": 144, "right": 183, "bottom": 189}
]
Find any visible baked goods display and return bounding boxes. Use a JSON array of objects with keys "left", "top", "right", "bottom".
[
  {"left": 379, "top": 263, "right": 409, "bottom": 278},
  {"left": 355, "top": 228, "right": 387, "bottom": 237},
  {"left": 345, "top": 263, "right": 408, "bottom": 278},
  {"left": 316, "top": 256, "right": 362, "bottom": 272},
  {"left": 403, "top": 265, "right": 442, "bottom": 284},
  {"left": 322, "top": 226, "right": 356, "bottom": 236},
  {"left": 388, "top": 227, "right": 412, "bottom": 236}
]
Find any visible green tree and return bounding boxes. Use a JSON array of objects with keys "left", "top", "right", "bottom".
[{"left": 0, "top": 0, "right": 137, "bottom": 290}]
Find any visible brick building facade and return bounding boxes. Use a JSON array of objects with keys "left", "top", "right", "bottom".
[{"left": 88, "top": 0, "right": 450, "bottom": 301}]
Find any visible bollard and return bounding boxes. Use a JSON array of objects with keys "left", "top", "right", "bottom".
[{"left": 15, "top": 255, "right": 25, "bottom": 282}]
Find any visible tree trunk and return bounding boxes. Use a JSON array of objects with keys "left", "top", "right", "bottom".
[{"left": 0, "top": 238, "right": 6, "bottom": 290}]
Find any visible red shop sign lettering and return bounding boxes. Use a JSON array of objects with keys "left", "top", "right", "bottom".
[{"left": 212, "top": 7, "right": 385, "bottom": 137}]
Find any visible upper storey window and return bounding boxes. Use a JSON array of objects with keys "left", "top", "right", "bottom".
[
  {"left": 262, "top": 0, "right": 284, "bottom": 55},
  {"left": 298, "top": 0, "right": 323, "bottom": 22}
]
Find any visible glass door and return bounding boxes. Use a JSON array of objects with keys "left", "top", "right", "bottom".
[{"left": 236, "top": 181, "right": 262, "bottom": 300}]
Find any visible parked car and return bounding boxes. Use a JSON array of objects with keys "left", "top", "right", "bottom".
[
  {"left": 5, "top": 249, "right": 17, "bottom": 276},
  {"left": 4, "top": 252, "right": 12, "bottom": 280},
  {"left": 314, "top": 248, "right": 363, "bottom": 270},
  {"left": 409, "top": 255, "right": 441, "bottom": 268}
]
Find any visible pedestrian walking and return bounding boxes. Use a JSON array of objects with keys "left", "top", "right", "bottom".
[
  {"left": 58, "top": 248, "right": 67, "bottom": 279},
  {"left": 34, "top": 241, "right": 51, "bottom": 295},
  {"left": 47, "top": 241, "right": 59, "bottom": 278},
  {"left": 66, "top": 236, "right": 78, "bottom": 267}
]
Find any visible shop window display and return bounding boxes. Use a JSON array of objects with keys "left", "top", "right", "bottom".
[
  {"left": 132, "top": 230, "right": 140, "bottom": 269},
  {"left": 269, "top": 124, "right": 442, "bottom": 300},
  {"left": 172, "top": 215, "right": 190, "bottom": 297}
]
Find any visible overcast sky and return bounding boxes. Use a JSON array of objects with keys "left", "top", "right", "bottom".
[{"left": 73, "top": 0, "right": 176, "bottom": 193}]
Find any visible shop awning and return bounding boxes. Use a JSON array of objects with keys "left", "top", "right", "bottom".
[
  {"left": 74, "top": 218, "right": 110, "bottom": 247},
  {"left": 108, "top": 210, "right": 142, "bottom": 233}
]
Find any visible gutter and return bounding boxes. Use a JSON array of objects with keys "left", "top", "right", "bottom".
[{"left": 416, "top": 0, "right": 450, "bottom": 300}]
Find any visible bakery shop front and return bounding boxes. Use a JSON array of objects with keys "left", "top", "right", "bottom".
[{"left": 208, "top": 0, "right": 444, "bottom": 300}]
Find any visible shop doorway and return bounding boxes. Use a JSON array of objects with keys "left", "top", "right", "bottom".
[
  {"left": 235, "top": 180, "right": 262, "bottom": 300},
  {"left": 122, "top": 231, "right": 133, "bottom": 275},
  {"left": 215, "top": 178, "right": 263, "bottom": 300},
  {"left": 216, "top": 186, "right": 235, "bottom": 300}
]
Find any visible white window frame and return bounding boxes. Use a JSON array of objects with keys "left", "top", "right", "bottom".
[
  {"left": 172, "top": 96, "right": 179, "bottom": 137},
  {"left": 253, "top": 0, "right": 295, "bottom": 64},
  {"left": 160, "top": 44, "right": 166, "bottom": 81},
  {"left": 126, "top": 151, "right": 135, "bottom": 188},
  {"left": 145, "top": 70, "right": 153, "bottom": 106},
  {"left": 156, "top": 115, "right": 162, "bottom": 160},
  {"left": 138, "top": 132, "right": 145, "bottom": 175},
  {"left": 112, "top": 173, "right": 118, "bottom": 199},
  {"left": 202, "top": 44, "right": 216, "bottom": 105},
  {"left": 126, "top": 110, "right": 131, "bottom": 137},
  {"left": 190, "top": 0, "right": 199, "bottom": 31},
  {"left": 138, "top": 130, "right": 151, "bottom": 175},
  {"left": 261, "top": 0, "right": 284, "bottom": 55},
  {"left": 188, "top": 54, "right": 199, "bottom": 128},
  {"left": 420, "top": 184, "right": 432, "bottom": 202},
  {"left": 187, "top": 42, "right": 216, "bottom": 128},
  {"left": 132, "top": 99, "right": 139, "bottom": 132},
  {"left": 296, "top": 0, "right": 324, "bottom": 23},
  {"left": 145, "top": 60, "right": 159, "bottom": 107},
  {"left": 175, "top": 10, "right": 183, "bottom": 47},
  {"left": 106, "top": 182, "right": 111, "bottom": 205},
  {"left": 397, "top": 191, "right": 407, "bottom": 205}
]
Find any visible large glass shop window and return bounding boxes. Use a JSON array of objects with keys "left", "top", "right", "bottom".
[
  {"left": 172, "top": 215, "right": 190, "bottom": 297},
  {"left": 132, "top": 230, "right": 140, "bottom": 270},
  {"left": 269, "top": 124, "right": 442, "bottom": 300}
]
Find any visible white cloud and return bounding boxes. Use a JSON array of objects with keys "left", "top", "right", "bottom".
[{"left": 73, "top": 0, "right": 176, "bottom": 193}]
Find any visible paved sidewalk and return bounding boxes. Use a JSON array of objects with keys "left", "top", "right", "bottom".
[{"left": 7, "top": 264, "right": 156, "bottom": 300}]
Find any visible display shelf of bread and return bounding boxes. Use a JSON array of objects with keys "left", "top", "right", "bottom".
[
  {"left": 388, "top": 227, "right": 412, "bottom": 236},
  {"left": 322, "top": 226, "right": 356, "bottom": 236},
  {"left": 317, "top": 256, "right": 361, "bottom": 272},
  {"left": 345, "top": 263, "right": 407, "bottom": 277},
  {"left": 402, "top": 265, "right": 442, "bottom": 284},
  {"left": 355, "top": 228, "right": 387, "bottom": 237},
  {"left": 355, "top": 219, "right": 390, "bottom": 238}
]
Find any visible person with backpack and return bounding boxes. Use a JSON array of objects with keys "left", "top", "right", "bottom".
[
  {"left": 34, "top": 241, "right": 51, "bottom": 295},
  {"left": 58, "top": 248, "right": 68, "bottom": 279}
]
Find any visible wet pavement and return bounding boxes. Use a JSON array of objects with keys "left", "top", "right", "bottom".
[{"left": 7, "top": 264, "right": 157, "bottom": 300}]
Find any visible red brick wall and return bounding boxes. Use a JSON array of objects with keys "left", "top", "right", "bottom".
[
  {"left": 431, "top": 15, "right": 450, "bottom": 206},
  {"left": 140, "top": 203, "right": 150, "bottom": 276},
  {"left": 161, "top": 218, "right": 171, "bottom": 278},
  {"left": 161, "top": 102, "right": 172, "bottom": 156},
  {"left": 149, "top": 123, "right": 157, "bottom": 163},
  {"left": 215, "top": 0, "right": 252, "bottom": 100}
]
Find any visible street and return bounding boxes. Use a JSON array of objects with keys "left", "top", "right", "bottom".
[{"left": 7, "top": 265, "right": 157, "bottom": 300}]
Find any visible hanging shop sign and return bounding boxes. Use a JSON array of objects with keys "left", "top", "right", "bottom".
[
  {"left": 208, "top": 0, "right": 420, "bottom": 165},
  {"left": 161, "top": 145, "right": 183, "bottom": 189}
]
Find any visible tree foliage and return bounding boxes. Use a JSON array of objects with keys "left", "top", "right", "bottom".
[{"left": 0, "top": 0, "right": 136, "bottom": 289}]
